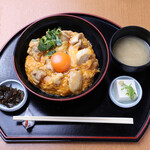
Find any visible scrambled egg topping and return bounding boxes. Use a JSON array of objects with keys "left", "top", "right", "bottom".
[{"left": 25, "top": 30, "right": 99, "bottom": 96}]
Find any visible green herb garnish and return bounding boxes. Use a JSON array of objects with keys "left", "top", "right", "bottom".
[
  {"left": 119, "top": 81, "right": 137, "bottom": 100},
  {"left": 45, "top": 50, "right": 56, "bottom": 56},
  {"left": 38, "top": 27, "right": 62, "bottom": 51}
]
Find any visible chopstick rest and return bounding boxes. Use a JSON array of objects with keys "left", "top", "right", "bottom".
[{"left": 13, "top": 116, "right": 134, "bottom": 124}]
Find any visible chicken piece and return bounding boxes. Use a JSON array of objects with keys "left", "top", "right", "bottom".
[
  {"left": 69, "top": 70, "right": 82, "bottom": 94},
  {"left": 44, "top": 58, "right": 54, "bottom": 71},
  {"left": 59, "top": 30, "right": 71, "bottom": 41},
  {"left": 76, "top": 48, "right": 92, "bottom": 65},
  {"left": 80, "top": 38, "right": 90, "bottom": 49},
  {"left": 69, "top": 39, "right": 82, "bottom": 51},
  {"left": 80, "top": 59, "right": 93, "bottom": 69},
  {"left": 68, "top": 39, "right": 82, "bottom": 67},
  {"left": 91, "top": 59, "right": 99, "bottom": 70},
  {"left": 43, "top": 76, "right": 52, "bottom": 84},
  {"left": 31, "top": 68, "right": 46, "bottom": 85},
  {"left": 68, "top": 48, "right": 78, "bottom": 67},
  {"left": 27, "top": 40, "right": 42, "bottom": 61},
  {"left": 70, "top": 33, "right": 82, "bottom": 45},
  {"left": 54, "top": 41, "right": 69, "bottom": 52},
  {"left": 52, "top": 73, "right": 64, "bottom": 86},
  {"left": 74, "top": 39, "right": 82, "bottom": 49}
]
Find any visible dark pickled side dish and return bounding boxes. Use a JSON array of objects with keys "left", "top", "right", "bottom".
[{"left": 0, "top": 84, "right": 24, "bottom": 108}]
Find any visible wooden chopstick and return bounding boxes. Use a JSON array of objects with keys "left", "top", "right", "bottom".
[{"left": 13, "top": 116, "right": 134, "bottom": 124}]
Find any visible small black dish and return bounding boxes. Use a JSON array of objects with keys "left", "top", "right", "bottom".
[
  {"left": 13, "top": 14, "right": 109, "bottom": 101},
  {"left": 110, "top": 26, "right": 150, "bottom": 73}
]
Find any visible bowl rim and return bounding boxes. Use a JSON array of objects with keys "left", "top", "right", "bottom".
[
  {"left": 109, "top": 75, "right": 143, "bottom": 108},
  {"left": 13, "top": 13, "right": 109, "bottom": 101},
  {"left": 0, "top": 79, "right": 28, "bottom": 112},
  {"left": 109, "top": 25, "right": 150, "bottom": 68}
]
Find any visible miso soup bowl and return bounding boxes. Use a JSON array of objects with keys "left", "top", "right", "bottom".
[{"left": 109, "top": 26, "right": 150, "bottom": 73}]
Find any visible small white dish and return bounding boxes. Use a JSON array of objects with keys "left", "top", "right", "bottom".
[
  {"left": 109, "top": 76, "right": 142, "bottom": 108},
  {"left": 0, "top": 79, "right": 28, "bottom": 112}
]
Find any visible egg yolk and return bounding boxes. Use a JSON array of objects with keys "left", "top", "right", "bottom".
[{"left": 51, "top": 52, "right": 71, "bottom": 73}]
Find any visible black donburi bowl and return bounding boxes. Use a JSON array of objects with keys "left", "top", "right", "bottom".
[{"left": 13, "top": 14, "right": 109, "bottom": 101}]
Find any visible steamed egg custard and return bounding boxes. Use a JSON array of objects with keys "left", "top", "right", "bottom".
[{"left": 25, "top": 28, "right": 99, "bottom": 96}]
